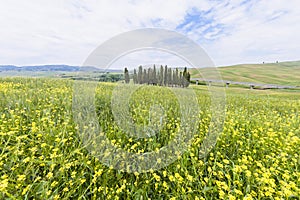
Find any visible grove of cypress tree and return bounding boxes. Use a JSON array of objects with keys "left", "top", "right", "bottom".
[{"left": 131, "top": 65, "right": 190, "bottom": 87}]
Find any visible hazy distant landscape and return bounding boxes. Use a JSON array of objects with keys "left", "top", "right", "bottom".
[{"left": 2, "top": 60, "right": 300, "bottom": 87}]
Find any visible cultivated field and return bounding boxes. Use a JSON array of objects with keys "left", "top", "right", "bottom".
[{"left": 0, "top": 78, "right": 299, "bottom": 199}]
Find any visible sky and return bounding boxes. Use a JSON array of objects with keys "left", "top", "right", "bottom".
[{"left": 0, "top": 0, "right": 299, "bottom": 67}]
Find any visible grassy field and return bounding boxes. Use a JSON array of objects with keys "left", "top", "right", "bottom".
[
  {"left": 0, "top": 78, "right": 299, "bottom": 199},
  {"left": 190, "top": 61, "right": 300, "bottom": 86}
]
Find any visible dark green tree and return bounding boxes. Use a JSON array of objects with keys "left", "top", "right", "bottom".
[
  {"left": 172, "top": 69, "right": 177, "bottom": 86},
  {"left": 183, "top": 67, "right": 187, "bottom": 79},
  {"left": 143, "top": 69, "right": 148, "bottom": 84},
  {"left": 138, "top": 65, "right": 143, "bottom": 84},
  {"left": 148, "top": 68, "right": 152, "bottom": 85},
  {"left": 175, "top": 68, "right": 179, "bottom": 86},
  {"left": 167, "top": 68, "right": 172, "bottom": 86},
  {"left": 153, "top": 65, "right": 157, "bottom": 85},
  {"left": 179, "top": 71, "right": 183, "bottom": 87},
  {"left": 164, "top": 65, "right": 168, "bottom": 86},
  {"left": 159, "top": 65, "right": 164, "bottom": 86},
  {"left": 124, "top": 67, "right": 130, "bottom": 84},
  {"left": 182, "top": 67, "right": 191, "bottom": 87},
  {"left": 133, "top": 69, "right": 137, "bottom": 84},
  {"left": 186, "top": 72, "right": 191, "bottom": 87}
]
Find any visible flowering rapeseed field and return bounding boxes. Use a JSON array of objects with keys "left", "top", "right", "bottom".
[{"left": 0, "top": 78, "right": 299, "bottom": 199}]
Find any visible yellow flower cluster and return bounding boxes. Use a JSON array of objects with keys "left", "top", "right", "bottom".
[{"left": 0, "top": 78, "right": 299, "bottom": 199}]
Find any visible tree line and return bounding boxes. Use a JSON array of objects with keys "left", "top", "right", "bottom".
[{"left": 124, "top": 65, "right": 191, "bottom": 87}]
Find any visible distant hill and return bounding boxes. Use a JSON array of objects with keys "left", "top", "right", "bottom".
[
  {"left": 0, "top": 65, "right": 122, "bottom": 73},
  {"left": 190, "top": 60, "right": 300, "bottom": 86}
]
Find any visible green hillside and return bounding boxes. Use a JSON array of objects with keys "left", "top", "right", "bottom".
[{"left": 191, "top": 61, "right": 300, "bottom": 86}]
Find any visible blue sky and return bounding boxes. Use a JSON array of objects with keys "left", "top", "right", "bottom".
[{"left": 0, "top": 0, "right": 299, "bottom": 67}]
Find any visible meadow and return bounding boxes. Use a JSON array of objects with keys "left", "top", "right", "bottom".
[{"left": 0, "top": 78, "right": 299, "bottom": 199}]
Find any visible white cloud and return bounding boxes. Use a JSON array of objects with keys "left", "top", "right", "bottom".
[
  {"left": 0, "top": 0, "right": 299, "bottom": 66},
  {"left": 200, "top": 0, "right": 300, "bottom": 65}
]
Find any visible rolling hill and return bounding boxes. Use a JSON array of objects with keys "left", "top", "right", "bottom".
[{"left": 190, "top": 61, "right": 300, "bottom": 86}]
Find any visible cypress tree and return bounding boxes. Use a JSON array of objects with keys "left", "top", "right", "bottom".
[
  {"left": 159, "top": 65, "right": 164, "bottom": 86},
  {"left": 183, "top": 67, "right": 188, "bottom": 87},
  {"left": 133, "top": 69, "right": 137, "bottom": 84},
  {"left": 124, "top": 67, "right": 130, "bottom": 84},
  {"left": 138, "top": 65, "right": 143, "bottom": 84},
  {"left": 157, "top": 71, "right": 160, "bottom": 85},
  {"left": 179, "top": 71, "right": 183, "bottom": 87},
  {"left": 164, "top": 65, "right": 168, "bottom": 86},
  {"left": 143, "top": 69, "right": 148, "bottom": 84},
  {"left": 186, "top": 72, "right": 191, "bottom": 87},
  {"left": 175, "top": 68, "right": 179, "bottom": 87},
  {"left": 172, "top": 69, "right": 177, "bottom": 87},
  {"left": 148, "top": 68, "right": 152, "bottom": 85},
  {"left": 167, "top": 68, "right": 172, "bottom": 86},
  {"left": 183, "top": 67, "right": 187, "bottom": 79},
  {"left": 153, "top": 65, "right": 157, "bottom": 85}
]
